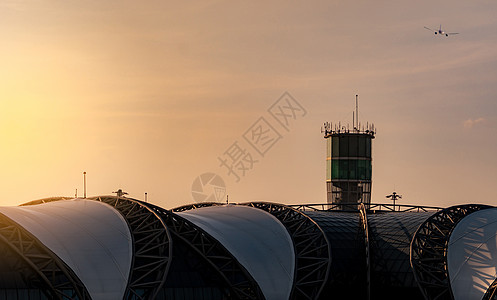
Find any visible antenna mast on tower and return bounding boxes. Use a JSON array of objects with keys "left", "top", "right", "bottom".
[{"left": 355, "top": 95, "right": 359, "bottom": 131}]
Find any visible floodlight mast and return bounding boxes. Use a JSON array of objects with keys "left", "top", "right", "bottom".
[
  {"left": 113, "top": 189, "right": 128, "bottom": 198},
  {"left": 386, "top": 192, "right": 402, "bottom": 211}
]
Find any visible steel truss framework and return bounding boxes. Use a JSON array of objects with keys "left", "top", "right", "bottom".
[
  {"left": 0, "top": 212, "right": 92, "bottom": 300},
  {"left": 484, "top": 278, "right": 497, "bottom": 300},
  {"left": 90, "top": 197, "right": 172, "bottom": 300},
  {"left": 173, "top": 201, "right": 332, "bottom": 300},
  {"left": 359, "top": 203, "right": 371, "bottom": 300},
  {"left": 289, "top": 203, "right": 443, "bottom": 213},
  {"left": 242, "top": 202, "right": 331, "bottom": 300},
  {"left": 145, "top": 202, "right": 265, "bottom": 300},
  {"left": 172, "top": 202, "right": 223, "bottom": 213},
  {"left": 410, "top": 204, "right": 493, "bottom": 300}
]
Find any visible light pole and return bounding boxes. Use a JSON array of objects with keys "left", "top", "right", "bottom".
[
  {"left": 386, "top": 191, "right": 402, "bottom": 211},
  {"left": 113, "top": 189, "right": 128, "bottom": 198}
]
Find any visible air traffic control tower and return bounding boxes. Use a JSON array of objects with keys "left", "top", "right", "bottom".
[{"left": 323, "top": 96, "right": 375, "bottom": 209}]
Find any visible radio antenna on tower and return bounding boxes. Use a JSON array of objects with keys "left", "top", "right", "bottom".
[
  {"left": 355, "top": 95, "right": 359, "bottom": 130},
  {"left": 83, "top": 172, "right": 87, "bottom": 198}
]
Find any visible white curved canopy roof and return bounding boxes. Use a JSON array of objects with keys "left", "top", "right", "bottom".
[
  {"left": 0, "top": 199, "right": 133, "bottom": 300},
  {"left": 179, "top": 205, "right": 295, "bottom": 300},
  {"left": 448, "top": 208, "right": 497, "bottom": 300}
]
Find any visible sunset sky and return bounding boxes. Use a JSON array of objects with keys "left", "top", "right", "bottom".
[{"left": 1, "top": 0, "right": 496, "bottom": 209}]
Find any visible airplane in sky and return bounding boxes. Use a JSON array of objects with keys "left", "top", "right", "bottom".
[{"left": 424, "top": 25, "right": 459, "bottom": 36}]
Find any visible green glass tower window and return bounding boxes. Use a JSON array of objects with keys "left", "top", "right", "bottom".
[
  {"left": 366, "top": 138, "right": 371, "bottom": 157},
  {"left": 332, "top": 136, "right": 339, "bottom": 157},
  {"left": 339, "top": 136, "right": 349, "bottom": 156},
  {"left": 349, "top": 136, "right": 358, "bottom": 157},
  {"left": 349, "top": 159, "right": 357, "bottom": 179},
  {"left": 332, "top": 160, "right": 339, "bottom": 179},
  {"left": 339, "top": 160, "right": 348, "bottom": 179},
  {"left": 357, "top": 160, "right": 372, "bottom": 180},
  {"left": 358, "top": 136, "right": 366, "bottom": 157},
  {"left": 331, "top": 159, "right": 372, "bottom": 180}
]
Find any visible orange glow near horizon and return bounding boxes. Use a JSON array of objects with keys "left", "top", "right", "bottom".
[{"left": 1, "top": 1, "right": 496, "bottom": 208}]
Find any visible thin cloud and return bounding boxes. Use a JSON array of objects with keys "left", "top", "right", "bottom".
[{"left": 463, "top": 117, "right": 485, "bottom": 129}]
